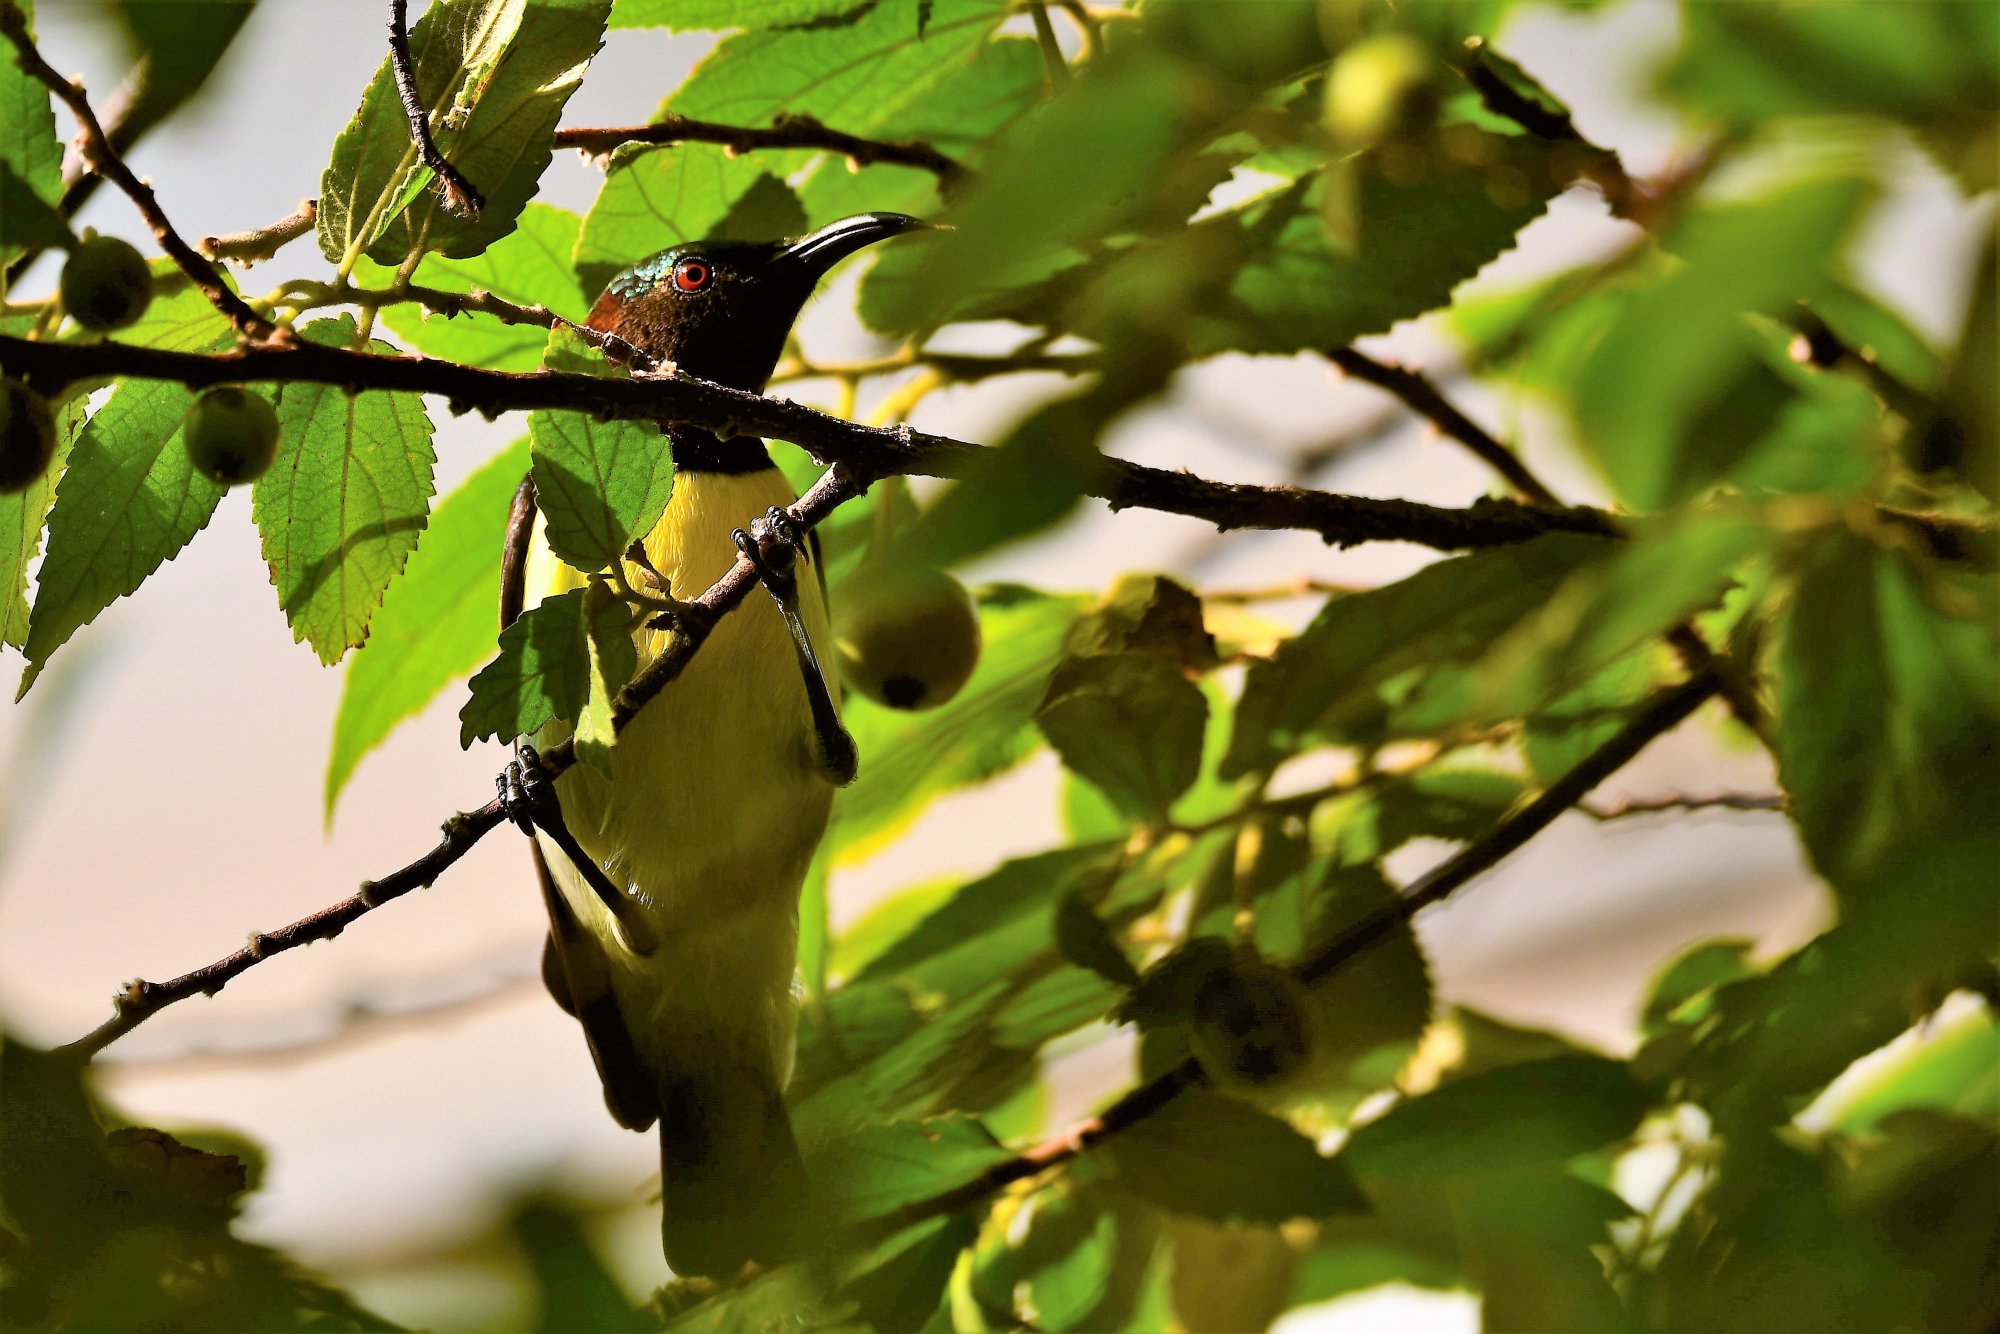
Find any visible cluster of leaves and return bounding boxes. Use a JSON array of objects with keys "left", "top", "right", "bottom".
[{"left": 2, "top": 0, "right": 1997, "bottom": 1330}]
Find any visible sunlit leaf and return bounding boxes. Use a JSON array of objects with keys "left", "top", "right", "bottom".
[{"left": 252, "top": 316, "right": 437, "bottom": 664}]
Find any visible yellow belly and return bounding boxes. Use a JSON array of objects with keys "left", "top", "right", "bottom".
[{"left": 526, "top": 467, "right": 835, "bottom": 1086}]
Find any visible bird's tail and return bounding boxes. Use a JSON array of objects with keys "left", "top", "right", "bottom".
[{"left": 657, "top": 1067, "right": 811, "bottom": 1278}]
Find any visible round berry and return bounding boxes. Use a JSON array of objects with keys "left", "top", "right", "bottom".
[
  {"left": 182, "top": 386, "right": 280, "bottom": 487},
  {"left": 834, "top": 562, "right": 982, "bottom": 711},
  {"left": 60, "top": 234, "right": 154, "bottom": 332},
  {"left": 0, "top": 379, "right": 57, "bottom": 495}
]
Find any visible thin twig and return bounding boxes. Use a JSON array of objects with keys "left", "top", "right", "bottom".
[
  {"left": 861, "top": 669, "right": 1724, "bottom": 1238},
  {"left": 0, "top": 329, "right": 1636, "bottom": 554},
  {"left": 201, "top": 198, "right": 317, "bottom": 266},
  {"left": 554, "top": 113, "right": 963, "bottom": 183},
  {"left": 63, "top": 467, "right": 866, "bottom": 1059},
  {"left": 1582, "top": 790, "right": 1784, "bottom": 821},
  {"left": 1325, "top": 345, "right": 1559, "bottom": 506},
  {"left": 0, "top": 2, "right": 273, "bottom": 339},
  {"left": 387, "top": 0, "right": 483, "bottom": 217}
]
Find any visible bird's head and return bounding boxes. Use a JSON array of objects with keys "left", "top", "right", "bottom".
[{"left": 585, "top": 212, "right": 928, "bottom": 392}]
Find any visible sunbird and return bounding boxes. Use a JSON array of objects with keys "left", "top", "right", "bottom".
[{"left": 500, "top": 213, "right": 927, "bottom": 1277}]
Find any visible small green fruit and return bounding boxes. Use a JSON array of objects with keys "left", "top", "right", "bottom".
[
  {"left": 1189, "top": 954, "right": 1313, "bottom": 1089},
  {"left": 834, "top": 562, "right": 981, "bottom": 711},
  {"left": 0, "top": 379, "right": 57, "bottom": 495},
  {"left": 182, "top": 386, "right": 280, "bottom": 486},
  {"left": 1325, "top": 33, "right": 1440, "bottom": 148},
  {"left": 60, "top": 234, "right": 154, "bottom": 332}
]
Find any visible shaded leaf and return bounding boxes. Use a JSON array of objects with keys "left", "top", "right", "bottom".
[
  {"left": 1342, "top": 1055, "right": 1650, "bottom": 1180},
  {"left": 1106, "top": 1088, "right": 1366, "bottom": 1223},
  {"left": 1, "top": 395, "right": 82, "bottom": 650},
  {"left": 810, "top": 1114, "right": 1010, "bottom": 1228},
  {"left": 459, "top": 585, "right": 632, "bottom": 745},
  {"left": 1038, "top": 650, "right": 1207, "bottom": 824},
  {"left": 1224, "top": 535, "right": 1601, "bottom": 777}
]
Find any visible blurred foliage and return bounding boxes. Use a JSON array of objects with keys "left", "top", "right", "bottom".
[{"left": 2, "top": 0, "right": 1997, "bottom": 1330}]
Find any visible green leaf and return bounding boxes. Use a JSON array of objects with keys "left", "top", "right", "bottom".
[
  {"left": 1572, "top": 174, "right": 1872, "bottom": 509},
  {"left": 327, "top": 438, "right": 530, "bottom": 817},
  {"left": 1520, "top": 648, "right": 1665, "bottom": 785},
  {"left": 809, "top": 1113, "right": 1010, "bottom": 1228},
  {"left": 1400, "top": 512, "right": 1772, "bottom": 731},
  {"left": 81, "top": 258, "right": 236, "bottom": 353},
  {"left": 972, "top": 1186, "right": 1120, "bottom": 1332},
  {"left": 1452, "top": 1172, "right": 1636, "bottom": 1334},
  {"left": 1934, "top": 235, "right": 1995, "bottom": 502},
  {"left": 1342, "top": 1056, "right": 1651, "bottom": 1180},
  {"left": 511, "top": 1201, "right": 649, "bottom": 1333},
  {"left": 0, "top": 161, "right": 72, "bottom": 252},
  {"left": 2, "top": 395, "right": 82, "bottom": 650},
  {"left": 1195, "top": 140, "right": 1559, "bottom": 355},
  {"left": 375, "top": 203, "right": 588, "bottom": 370},
  {"left": 572, "top": 579, "right": 637, "bottom": 772},
  {"left": 831, "top": 587, "right": 1079, "bottom": 861},
  {"left": 793, "top": 981, "right": 1008, "bottom": 1137},
  {"left": 1106, "top": 1089, "right": 1366, "bottom": 1223},
  {"left": 319, "top": 0, "right": 609, "bottom": 266},
  {"left": 1223, "top": 535, "right": 1602, "bottom": 777},
  {"left": 581, "top": 0, "right": 1010, "bottom": 291},
  {"left": 0, "top": 0, "right": 62, "bottom": 267},
  {"left": 1053, "top": 890, "right": 1139, "bottom": 988},
  {"left": 459, "top": 585, "right": 632, "bottom": 745},
  {"left": 992, "top": 965, "right": 1122, "bottom": 1048},
  {"left": 106, "top": 0, "right": 259, "bottom": 142},
  {"left": 1775, "top": 532, "right": 2000, "bottom": 914},
  {"left": 19, "top": 373, "right": 227, "bottom": 696},
  {"left": 528, "top": 331, "right": 673, "bottom": 574},
  {"left": 1037, "top": 650, "right": 1207, "bottom": 824},
  {"left": 1664, "top": 1, "right": 2000, "bottom": 193},
  {"left": 251, "top": 316, "right": 437, "bottom": 664},
  {"left": 609, "top": 0, "right": 871, "bottom": 29},
  {"left": 573, "top": 145, "right": 770, "bottom": 297},
  {"left": 853, "top": 844, "right": 1121, "bottom": 996}
]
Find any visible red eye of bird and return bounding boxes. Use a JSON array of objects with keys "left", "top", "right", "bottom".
[{"left": 673, "top": 259, "right": 711, "bottom": 293}]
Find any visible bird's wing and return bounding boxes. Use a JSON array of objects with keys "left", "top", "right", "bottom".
[{"left": 531, "top": 842, "right": 659, "bottom": 1132}]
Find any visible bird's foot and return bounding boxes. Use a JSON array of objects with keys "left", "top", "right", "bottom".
[
  {"left": 499, "top": 743, "right": 660, "bottom": 957},
  {"left": 734, "top": 509, "right": 858, "bottom": 787},
  {"left": 497, "top": 742, "right": 558, "bottom": 837}
]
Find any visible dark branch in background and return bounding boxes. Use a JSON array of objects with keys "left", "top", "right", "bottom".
[
  {"left": 387, "top": 0, "right": 483, "bottom": 217},
  {"left": 554, "top": 114, "right": 963, "bottom": 183},
  {"left": 1325, "top": 346, "right": 1558, "bottom": 505},
  {"left": 1324, "top": 342, "right": 1774, "bottom": 732},
  {"left": 1584, "top": 790, "right": 1785, "bottom": 820},
  {"left": 0, "top": 330, "right": 1629, "bottom": 553},
  {"left": 201, "top": 198, "right": 317, "bottom": 266},
  {"left": 0, "top": 3, "right": 273, "bottom": 339},
  {"left": 62, "top": 465, "right": 863, "bottom": 1059},
  {"left": 869, "top": 669, "right": 1724, "bottom": 1237}
]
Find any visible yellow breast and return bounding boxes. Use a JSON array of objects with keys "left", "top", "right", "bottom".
[{"left": 526, "top": 467, "right": 836, "bottom": 928}]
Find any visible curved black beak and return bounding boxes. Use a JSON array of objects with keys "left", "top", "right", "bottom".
[{"left": 770, "top": 212, "right": 931, "bottom": 282}]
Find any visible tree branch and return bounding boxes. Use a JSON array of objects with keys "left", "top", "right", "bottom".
[
  {"left": 62, "top": 465, "right": 864, "bottom": 1059},
  {"left": 1325, "top": 345, "right": 1558, "bottom": 505},
  {"left": 1583, "top": 790, "right": 1784, "bottom": 820},
  {"left": 0, "top": 330, "right": 1626, "bottom": 553},
  {"left": 387, "top": 0, "right": 483, "bottom": 217},
  {"left": 865, "top": 669, "right": 1724, "bottom": 1238},
  {"left": 0, "top": 1, "right": 273, "bottom": 340},
  {"left": 201, "top": 198, "right": 317, "bottom": 266},
  {"left": 554, "top": 113, "right": 963, "bottom": 183}
]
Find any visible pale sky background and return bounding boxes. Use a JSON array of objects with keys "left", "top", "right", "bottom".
[{"left": 0, "top": 3, "right": 1988, "bottom": 1330}]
